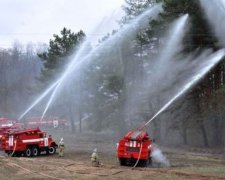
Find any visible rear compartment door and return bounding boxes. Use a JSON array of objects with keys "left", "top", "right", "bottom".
[
  {"left": 44, "top": 138, "right": 48, "bottom": 147},
  {"left": 9, "top": 135, "right": 13, "bottom": 147}
]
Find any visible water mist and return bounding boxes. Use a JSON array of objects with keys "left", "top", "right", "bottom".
[
  {"left": 143, "top": 49, "right": 225, "bottom": 127},
  {"left": 200, "top": 0, "right": 225, "bottom": 47},
  {"left": 151, "top": 147, "right": 170, "bottom": 167},
  {"left": 19, "top": 4, "right": 162, "bottom": 121}
]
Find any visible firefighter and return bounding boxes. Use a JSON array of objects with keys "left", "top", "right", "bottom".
[
  {"left": 58, "top": 137, "right": 65, "bottom": 157},
  {"left": 91, "top": 148, "right": 101, "bottom": 167}
]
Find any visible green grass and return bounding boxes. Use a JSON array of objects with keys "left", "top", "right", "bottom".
[{"left": 185, "top": 166, "right": 225, "bottom": 176}]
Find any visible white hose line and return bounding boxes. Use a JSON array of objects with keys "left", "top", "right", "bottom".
[
  {"left": 132, "top": 142, "right": 143, "bottom": 169},
  {"left": 10, "top": 140, "right": 17, "bottom": 157}
]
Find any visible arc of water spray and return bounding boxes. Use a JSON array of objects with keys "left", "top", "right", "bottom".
[
  {"left": 40, "top": 82, "right": 62, "bottom": 121},
  {"left": 39, "top": 19, "right": 112, "bottom": 120},
  {"left": 21, "top": 5, "right": 125, "bottom": 121},
  {"left": 200, "top": 0, "right": 225, "bottom": 47},
  {"left": 136, "top": 13, "right": 190, "bottom": 127},
  {"left": 158, "top": 14, "right": 189, "bottom": 63},
  {"left": 18, "top": 80, "right": 60, "bottom": 120},
  {"left": 18, "top": 39, "right": 90, "bottom": 121},
  {"left": 141, "top": 49, "right": 225, "bottom": 129},
  {"left": 39, "top": 40, "right": 92, "bottom": 121},
  {"left": 37, "top": 4, "right": 163, "bottom": 121},
  {"left": 152, "top": 14, "right": 189, "bottom": 87}
]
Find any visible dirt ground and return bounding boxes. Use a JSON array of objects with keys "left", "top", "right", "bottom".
[{"left": 1, "top": 132, "right": 225, "bottom": 180}]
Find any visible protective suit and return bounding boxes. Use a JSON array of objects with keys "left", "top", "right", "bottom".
[
  {"left": 58, "top": 138, "right": 65, "bottom": 157},
  {"left": 91, "top": 148, "right": 100, "bottom": 167}
]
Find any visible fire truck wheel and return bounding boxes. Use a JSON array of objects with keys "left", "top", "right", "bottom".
[
  {"left": 32, "top": 147, "right": 39, "bottom": 157},
  {"left": 7, "top": 151, "right": 15, "bottom": 157},
  {"left": 119, "top": 158, "right": 127, "bottom": 166},
  {"left": 25, "top": 147, "right": 32, "bottom": 157},
  {"left": 48, "top": 146, "right": 56, "bottom": 155}
]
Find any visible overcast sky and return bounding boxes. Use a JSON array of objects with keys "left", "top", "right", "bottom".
[{"left": 0, "top": 0, "right": 125, "bottom": 48}]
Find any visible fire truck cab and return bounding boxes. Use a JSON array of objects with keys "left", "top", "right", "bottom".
[
  {"left": 117, "top": 130, "right": 152, "bottom": 167},
  {"left": 1, "top": 128, "right": 57, "bottom": 157}
]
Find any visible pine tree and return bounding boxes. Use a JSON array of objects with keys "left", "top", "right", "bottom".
[
  {"left": 120, "top": 0, "right": 157, "bottom": 25},
  {"left": 38, "top": 27, "right": 85, "bottom": 82}
]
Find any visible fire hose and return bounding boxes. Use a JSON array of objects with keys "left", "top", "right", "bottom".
[
  {"left": 10, "top": 140, "right": 17, "bottom": 157},
  {"left": 132, "top": 142, "right": 143, "bottom": 169}
]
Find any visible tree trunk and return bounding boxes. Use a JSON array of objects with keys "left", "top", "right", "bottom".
[
  {"left": 213, "top": 117, "right": 223, "bottom": 147},
  {"left": 182, "top": 126, "right": 188, "bottom": 145},
  {"left": 200, "top": 121, "right": 208, "bottom": 147},
  {"left": 68, "top": 102, "right": 75, "bottom": 133}
]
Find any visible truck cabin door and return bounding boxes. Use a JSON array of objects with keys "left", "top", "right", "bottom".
[{"left": 43, "top": 133, "right": 48, "bottom": 147}]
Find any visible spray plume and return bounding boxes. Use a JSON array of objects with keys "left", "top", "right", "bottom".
[
  {"left": 152, "top": 147, "right": 170, "bottom": 167},
  {"left": 151, "top": 14, "right": 189, "bottom": 91},
  {"left": 200, "top": 0, "right": 225, "bottom": 47},
  {"left": 19, "top": 3, "right": 162, "bottom": 121},
  {"left": 142, "top": 49, "right": 225, "bottom": 128},
  {"left": 124, "top": 14, "right": 189, "bottom": 127},
  {"left": 40, "top": 3, "right": 162, "bottom": 120},
  {"left": 18, "top": 79, "right": 60, "bottom": 120},
  {"left": 158, "top": 14, "right": 189, "bottom": 63}
]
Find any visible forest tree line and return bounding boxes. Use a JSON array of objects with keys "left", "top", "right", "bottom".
[{"left": 0, "top": 0, "right": 225, "bottom": 147}]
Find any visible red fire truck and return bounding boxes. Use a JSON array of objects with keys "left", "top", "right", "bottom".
[
  {"left": 1, "top": 128, "right": 57, "bottom": 157},
  {"left": 117, "top": 130, "right": 153, "bottom": 167}
]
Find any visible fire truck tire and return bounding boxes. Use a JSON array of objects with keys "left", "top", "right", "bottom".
[
  {"left": 7, "top": 151, "right": 15, "bottom": 157},
  {"left": 25, "top": 147, "right": 32, "bottom": 157},
  {"left": 32, "top": 147, "right": 39, "bottom": 157},
  {"left": 119, "top": 158, "right": 127, "bottom": 166},
  {"left": 48, "top": 146, "right": 56, "bottom": 155}
]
